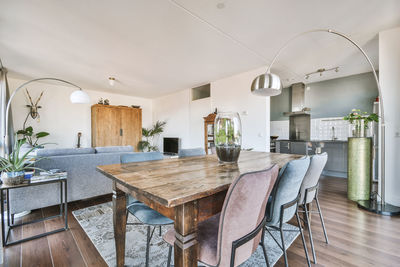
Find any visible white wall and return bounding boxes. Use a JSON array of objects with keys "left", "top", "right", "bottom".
[
  {"left": 153, "top": 67, "right": 270, "bottom": 152},
  {"left": 379, "top": 27, "right": 400, "bottom": 206},
  {"left": 211, "top": 67, "right": 269, "bottom": 151},
  {"left": 8, "top": 77, "right": 152, "bottom": 148},
  {"left": 152, "top": 90, "right": 192, "bottom": 150}
]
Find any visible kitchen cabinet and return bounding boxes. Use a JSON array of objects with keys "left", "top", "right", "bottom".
[
  {"left": 320, "top": 142, "right": 347, "bottom": 177},
  {"left": 290, "top": 142, "right": 306, "bottom": 155},
  {"left": 275, "top": 140, "right": 348, "bottom": 178},
  {"left": 276, "top": 141, "right": 291, "bottom": 154}
]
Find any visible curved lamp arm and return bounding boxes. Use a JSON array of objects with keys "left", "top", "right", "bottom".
[
  {"left": 3, "top": 77, "right": 86, "bottom": 156},
  {"left": 265, "top": 29, "right": 386, "bottom": 203}
]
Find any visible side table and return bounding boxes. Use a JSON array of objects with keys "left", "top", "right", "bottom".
[{"left": 0, "top": 173, "right": 68, "bottom": 246}]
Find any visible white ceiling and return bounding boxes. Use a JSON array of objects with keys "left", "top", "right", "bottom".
[{"left": 1, "top": 0, "right": 399, "bottom": 98}]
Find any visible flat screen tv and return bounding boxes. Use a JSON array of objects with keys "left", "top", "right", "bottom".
[{"left": 163, "top": 137, "right": 179, "bottom": 154}]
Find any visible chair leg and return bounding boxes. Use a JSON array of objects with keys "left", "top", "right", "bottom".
[
  {"left": 304, "top": 204, "right": 317, "bottom": 264},
  {"left": 260, "top": 241, "right": 270, "bottom": 267},
  {"left": 279, "top": 227, "right": 288, "bottom": 267},
  {"left": 260, "top": 228, "right": 270, "bottom": 267},
  {"left": 167, "top": 245, "right": 172, "bottom": 267},
  {"left": 159, "top": 225, "right": 162, "bottom": 236},
  {"left": 315, "top": 196, "right": 329, "bottom": 244},
  {"left": 126, "top": 210, "right": 129, "bottom": 224},
  {"left": 295, "top": 210, "right": 311, "bottom": 267}
]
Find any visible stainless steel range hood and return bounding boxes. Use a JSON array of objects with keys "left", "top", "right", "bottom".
[{"left": 283, "top": 82, "right": 311, "bottom": 116}]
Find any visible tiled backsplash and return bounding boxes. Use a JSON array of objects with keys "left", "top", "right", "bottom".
[{"left": 271, "top": 117, "right": 350, "bottom": 140}]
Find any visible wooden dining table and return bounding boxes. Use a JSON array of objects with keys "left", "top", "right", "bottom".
[{"left": 97, "top": 151, "right": 301, "bottom": 267}]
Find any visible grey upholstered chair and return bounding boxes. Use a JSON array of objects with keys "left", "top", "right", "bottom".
[
  {"left": 265, "top": 157, "right": 311, "bottom": 267},
  {"left": 121, "top": 152, "right": 174, "bottom": 267},
  {"left": 298, "top": 152, "right": 329, "bottom": 264},
  {"left": 163, "top": 164, "right": 280, "bottom": 267},
  {"left": 178, "top": 147, "right": 206, "bottom": 158}
]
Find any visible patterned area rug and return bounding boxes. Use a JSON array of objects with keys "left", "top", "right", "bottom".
[{"left": 72, "top": 202, "right": 300, "bottom": 267}]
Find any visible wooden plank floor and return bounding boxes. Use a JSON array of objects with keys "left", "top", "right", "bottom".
[{"left": 2, "top": 177, "right": 400, "bottom": 267}]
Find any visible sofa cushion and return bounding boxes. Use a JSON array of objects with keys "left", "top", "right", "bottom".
[
  {"left": 95, "top": 146, "right": 134, "bottom": 153},
  {"left": 121, "top": 152, "right": 163, "bottom": 163},
  {"left": 36, "top": 147, "right": 95, "bottom": 157},
  {"left": 9, "top": 151, "right": 136, "bottom": 214}
]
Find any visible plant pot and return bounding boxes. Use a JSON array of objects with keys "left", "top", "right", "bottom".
[
  {"left": 1, "top": 171, "right": 25, "bottom": 186},
  {"left": 214, "top": 112, "right": 242, "bottom": 163}
]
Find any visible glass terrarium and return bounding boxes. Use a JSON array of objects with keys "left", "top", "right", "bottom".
[{"left": 214, "top": 112, "right": 242, "bottom": 163}]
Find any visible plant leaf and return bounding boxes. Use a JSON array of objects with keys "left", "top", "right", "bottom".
[{"left": 35, "top": 132, "right": 50, "bottom": 138}]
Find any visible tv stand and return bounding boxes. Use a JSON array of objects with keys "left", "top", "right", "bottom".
[{"left": 163, "top": 152, "right": 178, "bottom": 159}]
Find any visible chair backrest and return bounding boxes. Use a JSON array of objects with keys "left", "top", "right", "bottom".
[
  {"left": 216, "top": 165, "right": 279, "bottom": 267},
  {"left": 178, "top": 148, "right": 206, "bottom": 158},
  {"left": 266, "top": 157, "right": 310, "bottom": 226},
  {"left": 120, "top": 152, "right": 163, "bottom": 164},
  {"left": 299, "top": 153, "right": 328, "bottom": 204}
]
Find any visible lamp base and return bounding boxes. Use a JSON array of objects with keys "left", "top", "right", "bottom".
[{"left": 357, "top": 200, "right": 400, "bottom": 216}]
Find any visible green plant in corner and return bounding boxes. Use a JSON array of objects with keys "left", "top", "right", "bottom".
[
  {"left": 343, "top": 109, "right": 379, "bottom": 127},
  {"left": 343, "top": 109, "right": 379, "bottom": 137},
  {"left": 138, "top": 121, "right": 166, "bottom": 152},
  {"left": 17, "top": 126, "right": 49, "bottom": 147},
  {"left": 0, "top": 136, "right": 46, "bottom": 173}
]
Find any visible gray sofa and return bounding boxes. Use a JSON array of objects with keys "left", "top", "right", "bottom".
[{"left": 9, "top": 146, "right": 135, "bottom": 214}]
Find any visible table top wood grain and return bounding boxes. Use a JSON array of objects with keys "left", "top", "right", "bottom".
[{"left": 97, "top": 151, "right": 301, "bottom": 208}]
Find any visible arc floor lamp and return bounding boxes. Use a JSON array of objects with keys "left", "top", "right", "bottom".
[
  {"left": 1, "top": 77, "right": 90, "bottom": 157},
  {"left": 251, "top": 28, "right": 400, "bottom": 215}
]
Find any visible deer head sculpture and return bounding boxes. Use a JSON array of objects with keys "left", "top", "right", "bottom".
[{"left": 26, "top": 89, "right": 44, "bottom": 120}]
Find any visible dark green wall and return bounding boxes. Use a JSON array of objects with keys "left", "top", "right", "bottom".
[{"left": 270, "top": 72, "right": 378, "bottom": 121}]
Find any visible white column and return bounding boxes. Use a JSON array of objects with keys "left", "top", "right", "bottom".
[{"left": 379, "top": 27, "right": 400, "bottom": 206}]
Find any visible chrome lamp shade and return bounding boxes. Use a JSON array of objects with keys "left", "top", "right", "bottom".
[{"left": 251, "top": 73, "right": 282, "bottom": 96}]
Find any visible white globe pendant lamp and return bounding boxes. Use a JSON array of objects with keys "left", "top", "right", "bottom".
[{"left": 70, "top": 89, "right": 90, "bottom": 104}]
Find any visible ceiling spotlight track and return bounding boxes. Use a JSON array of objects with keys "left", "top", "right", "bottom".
[{"left": 305, "top": 66, "right": 339, "bottom": 79}]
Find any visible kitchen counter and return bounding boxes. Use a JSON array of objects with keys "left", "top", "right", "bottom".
[
  {"left": 275, "top": 139, "right": 348, "bottom": 143},
  {"left": 274, "top": 139, "right": 348, "bottom": 178}
]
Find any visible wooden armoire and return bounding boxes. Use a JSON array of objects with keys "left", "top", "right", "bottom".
[{"left": 91, "top": 104, "right": 142, "bottom": 151}]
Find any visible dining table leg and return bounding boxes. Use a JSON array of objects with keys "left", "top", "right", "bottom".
[
  {"left": 174, "top": 200, "right": 198, "bottom": 267},
  {"left": 113, "top": 182, "right": 127, "bottom": 267}
]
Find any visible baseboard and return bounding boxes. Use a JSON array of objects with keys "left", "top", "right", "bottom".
[
  {"left": 385, "top": 196, "right": 400, "bottom": 207},
  {"left": 322, "top": 170, "right": 347, "bottom": 178}
]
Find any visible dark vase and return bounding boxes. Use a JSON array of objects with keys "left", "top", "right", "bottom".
[{"left": 214, "top": 112, "right": 242, "bottom": 163}]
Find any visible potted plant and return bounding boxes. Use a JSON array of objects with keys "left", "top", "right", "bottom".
[
  {"left": 17, "top": 126, "right": 50, "bottom": 156},
  {"left": 138, "top": 121, "right": 166, "bottom": 152},
  {"left": 0, "top": 137, "right": 46, "bottom": 186},
  {"left": 343, "top": 109, "right": 379, "bottom": 137},
  {"left": 17, "top": 126, "right": 49, "bottom": 147},
  {"left": 214, "top": 112, "right": 242, "bottom": 163}
]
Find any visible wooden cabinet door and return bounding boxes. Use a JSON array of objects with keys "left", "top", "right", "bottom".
[
  {"left": 91, "top": 105, "right": 121, "bottom": 147},
  {"left": 120, "top": 107, "right": 142, "bottom": 151}
]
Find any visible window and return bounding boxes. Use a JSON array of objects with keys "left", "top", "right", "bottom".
[{"left": 192, "top": 84, "right": 210, "bottom": 101}]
